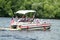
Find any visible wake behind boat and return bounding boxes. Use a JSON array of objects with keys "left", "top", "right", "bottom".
[{"left": 0, "top": 27, "right": 21, "bottom": 31}]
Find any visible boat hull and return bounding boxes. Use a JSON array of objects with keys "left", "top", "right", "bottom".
[
  {"left": 0, "top": 26, "right": 50, "bottom": 31},
  {"left": 21, "top": 26, "right": 50, "bottom": 31}
]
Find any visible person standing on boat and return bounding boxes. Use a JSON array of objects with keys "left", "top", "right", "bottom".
[
  {"left": 14, "top": 16, "right": 19, "bottom": 22},
  {"left": 10, "top": 17, "right": 15, "bottom": 25},
  {"left": 10, "top": 17, "right": 17, "bottom": 29}
]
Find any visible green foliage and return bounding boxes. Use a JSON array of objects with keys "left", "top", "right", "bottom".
[{"left": 0, "top": 0, "right": 60, "bottom": 18}]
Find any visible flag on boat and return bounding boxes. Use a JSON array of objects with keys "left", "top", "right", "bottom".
[{"left": 10, "top": 17, "right": 14, "bottom": 25}]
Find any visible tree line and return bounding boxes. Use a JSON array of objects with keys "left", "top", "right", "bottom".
[{"left": 0, "top": 0, "right": 60, "bottom": 19}]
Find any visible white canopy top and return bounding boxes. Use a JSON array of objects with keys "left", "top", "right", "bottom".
[{"left": 16, "top": 10, "right": 36, "bottom": 14}]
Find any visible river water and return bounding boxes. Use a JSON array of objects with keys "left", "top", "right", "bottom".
[{"left": 0, "top": 17, "right": 60, "bottom": 40}]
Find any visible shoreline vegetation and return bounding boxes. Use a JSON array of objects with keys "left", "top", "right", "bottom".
[{"left": 0, "top": 0, "right": 60, "bottom": 19}]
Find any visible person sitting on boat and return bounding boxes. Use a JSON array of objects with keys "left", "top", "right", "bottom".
[
  {"left": 20, "top": 15, "right": 26, "bottom": 22},
  {"left": 15, "top": 16, "right": 19, "bottom": 22},
  {"left": 33, "top": 18, "right": 40, "bottom": 23}
]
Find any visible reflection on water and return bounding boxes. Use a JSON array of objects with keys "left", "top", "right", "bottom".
[{"left": 0, "top": 17, "right": 60, "bottom": 40}]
